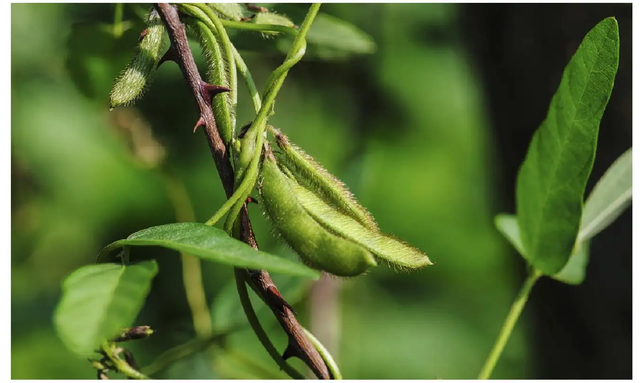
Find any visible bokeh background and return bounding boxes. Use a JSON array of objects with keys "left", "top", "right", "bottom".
[{"left": 11, "top": 3, "right": 631, "bottom": 379}]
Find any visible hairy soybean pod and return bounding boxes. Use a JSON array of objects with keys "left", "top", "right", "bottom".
[
  {"left": 109, "top": 9, "right": 167, "bottom": 108},
  {"left": 273, "top": 132, "right": 378, "bottom": 231},
  {"left": 260, "top": 154, "right": 377, "bottom": 277},
  {"left": 291, "top": 182, "right": 432, "bottom": 270}
]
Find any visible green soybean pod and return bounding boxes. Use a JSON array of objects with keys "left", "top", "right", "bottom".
[
  {"left": 109, "top": 9, "right": 167, "bottom": 109},
  {"left": 260, "top": 153, "right": 377, "bottom": 277},
  {"left": 273, "top": 131, "right": 378, "bottom": 231},
  {"left": 291, "top": 181, "right": 432, "bottom": 270}
]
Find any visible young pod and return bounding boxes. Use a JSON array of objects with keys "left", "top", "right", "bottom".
[
  {"left": 273, "top": 130, "right": 378, "bottom": 231},
  {"left": 289, "top": 181, "right": 432, "bottom": 270},
  {"left": 109, "top": 9, "right": 167, "bottom": 109},
  {"left": 260, "top": 152, "right": 377, "bottom": 277}
]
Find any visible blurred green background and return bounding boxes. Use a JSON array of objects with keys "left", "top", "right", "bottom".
[{"left": 13, "top": 3, "right": 628, "bottom": 380}]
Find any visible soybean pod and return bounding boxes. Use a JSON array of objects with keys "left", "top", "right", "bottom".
[
  {"left": 273, "top": 130, "right": 378, "bottom": 231},
  {"left": 260, "top": 152, "right": 377, "bottom": 277},
  {"left": 109, "top": 8, "right": 167, "bottom": 108},
  {"left": 290, "top": 181, "right": 432, "bottom": 270}
]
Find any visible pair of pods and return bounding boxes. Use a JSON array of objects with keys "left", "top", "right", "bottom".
[{"left": 259, "top": 132, "right": 432, "bottom": 277}]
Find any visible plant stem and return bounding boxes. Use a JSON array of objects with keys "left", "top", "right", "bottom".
[
  {"left": 232, "top": 45, "right": 262, "bottom": 112},
  {"left": 193, "top": 4, "right": 238, "bottom": 116},
  {"left": 234, "top": 268, "right": 305, "bottom": 379},
  {"left": 478, "top": 268, "right": 542, "bottom": 379},
  {"left": 209, "top": 2, "right": 321, "bottom": 233},
  {"left": 303, "top": 327, "right": 343, "bottom": 379},
  {"left": 101, "top": 341, "right": 149, "bottom": 379},
  {"left": 180, "top": 5, "right": 235, "bottom": 145},
  {"left": 155, "top": 4, "right": 330, "bottom": 378},
  {"left": 113, "top": 3, "right": 124, "bottom": 38},
  {"left": 160, "top": 167, "right": 212, "bottom": 339}
]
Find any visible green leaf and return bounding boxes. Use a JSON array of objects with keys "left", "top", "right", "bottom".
[
  {"left": 99, "top": 222, "right": 320, "bottom": 279},
  {"left": 579, "top": 148, "right": 632, "bottom": 241},
  {"left": 552, "top": 240, "right": 590, "bottom": 285},
  {"left": 53, "top": 261, "right": 158, "bottom": 356},
  {"left": 303, "top": 13, "right": 376, "bottom": 60},
  {"left": 494, "top": 214, "right": 525, "bottom": 256},
  {"left": 516, "top": 17, "right": 619, "bottom": 275},
  {"left": 495, "top": 214, "right": 591, "bottom": 285}
]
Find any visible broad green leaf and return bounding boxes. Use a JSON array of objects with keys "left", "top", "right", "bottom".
[
  {"left": 516, "top": 17, "right": 619, "bottom": 275},
  {"left": 552, "top": 240, "right": 590, "bottom": 285},
  {"left": 494, "top": 214, "right": 525, "bottom": 256},
  {"left": 54, "top": 261, "right": 158, "bottom": 356},
  {"left": 303, "top": 13, "right": 376, "bottom": 60},
  {"left": 579, "top": 148, "right": 632, "bottom": 241},
  {"left": 98, "top": 222, "right": 320, "bottom": 279},
  {"left": 495, "top": 214, "right": 591, "bottom": 285}
]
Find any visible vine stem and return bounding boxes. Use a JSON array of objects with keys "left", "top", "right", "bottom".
[
  {"left": 155, "top": 4, "right": 330, "bottom": 378},
  {"left": 192, "top": 4, "right": 238, "bottom": 114},
  {"left": 179, "top": 4, "right": 237, "bottom": 143},
  {"left": 231, "top": 22, "right": 343, "bottom": 380},
  {"left": 478, "top": 268, "right": 542, "bottom": 379},
  {"left": 101, "top": 341, "right": 149, "bottom": 379},
  {"left": 303, "top": 327, "right": 342, "bottom": 379},
  {"left": 206, "top": 2, "right": 321, "bottom": 232},
  {"left": 232, "top": 45, "right": 261, "bottom": 112},
  {"left": 234, "top": 268, "right": 305, "bottom": 379}
]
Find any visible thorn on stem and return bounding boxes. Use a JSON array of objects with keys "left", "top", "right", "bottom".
[
  {"left": 157, "top": 48, "right": 177, "bottom": 69},
  {"left": 200, "top": 81, "right": 231, "bottom": 103},
  {"left": 193, "top": 116, "right": 205, "bottom": 133},
  {"left": 282, "top": 340, "right": 299, "bottom": 361},
  {"left": 264, "top": 285, "right": 297, "bottom": 316}
]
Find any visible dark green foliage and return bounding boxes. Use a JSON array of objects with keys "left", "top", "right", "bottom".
[
  {"left": 516, "top": 17, "right": 620, "bottom": 275},
  {"left": 100, "top": 222, "right": 321, "bottom": 279},
  {"left": 53, "top": 261, "right": 158, "bottom": 356}
]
